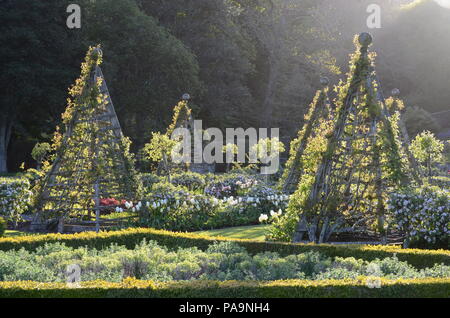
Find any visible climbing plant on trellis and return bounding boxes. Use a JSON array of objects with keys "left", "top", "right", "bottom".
[
  {"left": 167, "top": 94, "right": 194, "bottom": 137},
  {"left": 279, "top": 77, "right": 334, "bottom": 194},
  {"left": 31, "top": 46, "right": 142, "bottom": 232},
  {"left": 155, "top": 94, "right": 212, "bottom": 175},
  {"left": 154, "top": 95, "right": 194, "bottom": 176},
  {"left": 269, "top": 33, "right": 411, "bottom": 244},
  {"left": 385, "top": 89, "right": 422, "bottom": 183}
]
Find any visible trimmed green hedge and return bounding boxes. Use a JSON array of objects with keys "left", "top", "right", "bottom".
[
  {"left": 0, "top": 228, "right": 448, "bottom": 269},
  {"left": 0, "top": 277, "right": 448, "bottom": 298}
]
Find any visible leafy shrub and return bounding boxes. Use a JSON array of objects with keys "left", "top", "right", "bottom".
[
  {"left": 429, "top": 176, "right": 450, "bottom": 189},
  {"left": 410, "top": 131, "right": 444, "bottom": 177},
  {"left": 0, "top": 240, "right": 448, "bottom": 284},
  {"left": 140, "top": 189, "right": 221, "bottom": 231},
  {"left": 31, "top": 142, "right": 51, "bottom": 169},
  {"left": 0, "top": 227, "right": 448, "bottom": 269},
  {"left": 388, "top": 186, "right": 450, "bottom": 249},
  {"left": 0, "top": 178, "right": 32, "bottom": 224},
  {"left": 204, "top": 174, "right": 259, "bottom": 198},
  {"left": 208, "top": 188, "right": 289, "bottom": 229},
  {"left": 170, "top": 172, "right": 206, "bottom": 191},
  {"left": 149, "top": 181, "right": 188, "bottom": 197},
  {"left": 0, "top": 218, "right": 6, "bottom": 238},
  {"left": 245, "top": 184, "right": 289, "bottom": 218},
  {"left": 140, "top": 173, "right": 162, "bottom": 192},
  {"left": 134, "top": 175, "right": 289, "bottom": 231},
  {"left": 267, "top": 175, "right": 315, "bottom": 242}
]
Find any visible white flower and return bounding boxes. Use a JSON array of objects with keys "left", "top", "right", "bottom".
[
  {"left": 258, "top": 214, "right": 269, "bottom": 223},
  {"left": 124, "top": 201, "right": 133, "bottom": 209}
]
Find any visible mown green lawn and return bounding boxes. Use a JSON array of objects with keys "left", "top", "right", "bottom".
[
  {"left": 3, "top": 230, "right": 35, "bottom": 238},
  {"left": 195, "top": 225, "right": 270, "bottom": 241}
]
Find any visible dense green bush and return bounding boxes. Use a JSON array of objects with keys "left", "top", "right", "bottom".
[
  {"left": 140, "top": 173, "right": 162, "bottom": 192},
  {"left": 388, "top": 185, "right": 449, "bottom": 249},
  {"left": 0, "top": 277, "right": 448, "bottom": 298},
  {"left": 0, "top": 240, "right": 447, "bottom": 283},
  {"left": 429, "top": 176, "right": 450, "bottom": 189},
  {"left": 0, "top": 177, "right": 32, "bottom": 224},
  {"left": 0, "top": 217, "right": 6, "bottom": 238},
  {"left": 170, "top": 172, "right": 206, "bottom": 192},
  {"left": 140, "top": 191, "right": 221, "bottom": 231},
  {"left": 204, "top": 174, "right": 259, "bottom": 198},
  {"left": 0, "top": 228, "right": 448, "bottom": 269}
]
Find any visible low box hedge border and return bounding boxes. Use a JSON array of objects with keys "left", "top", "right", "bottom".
[
  {"left": 0, "top": 277, "right": 448, "bottom": 298},
  {"left": 0, "top": 228, "right": 448, "bottom": 269}
]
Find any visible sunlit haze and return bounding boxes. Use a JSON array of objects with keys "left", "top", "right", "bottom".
[{"left": 435, "top": 0, "right": 450, "bottom": 8}]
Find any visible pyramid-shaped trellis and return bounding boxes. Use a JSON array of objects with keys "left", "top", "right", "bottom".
[
  {"left": 31, "top": 46, "right": 141, "bottom": 232},
  {"left": 161, "top": 95, "right": 213, "bottom": 174},
  {"left": 157, "top": 96, "right": 193, "bottom": 176},
  {"left": 386, "top": 89, "right": 422, "bottom": 183},
  {"left": 289, "top": 33, "right": 410, "bottom": 243},
  {"left": 280, "top": 77, "right": 333, "bottom": 194}
]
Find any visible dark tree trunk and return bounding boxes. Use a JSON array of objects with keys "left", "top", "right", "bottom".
[{"left": 0, "top": 116, "right": 13, "bottom": 173}]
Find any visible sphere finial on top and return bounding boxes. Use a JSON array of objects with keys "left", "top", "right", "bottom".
[
  {"left": 320, "top": 77, "right": 329, "bottom": 87},
  {"left": 182, "top": 93, "right": 191, "bottom": 101},
  {"left": 358, "top": 32, "right": 373, "bottom": 48},
  {"left": 391, "top": 88, "right": 400, "bottom": 97}
]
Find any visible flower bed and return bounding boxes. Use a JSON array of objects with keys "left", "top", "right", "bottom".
[
  {"left": 204, "top": 173, "right": 259, "bottom": 198},
  {"left": 127, "top": 176, "right": 290, "bottom": 231}
]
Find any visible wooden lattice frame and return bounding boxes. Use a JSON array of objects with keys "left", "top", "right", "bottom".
[
  {"left": 290, "top": 33, "right": 410, "bottom": 243},
  {"left": 31, "top": 47, "right": 141, "bottom": 232},
  {"left": 386, "top": 89, "right": 423, "bottom": 183},
  {"left": 280, "top": 78, "right": 333, "bottom": 194},
  {"left": 160, "top": 95, "right": 210, "bottom": 174}
]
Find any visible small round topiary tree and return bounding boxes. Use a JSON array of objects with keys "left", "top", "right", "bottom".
[{"left": 410, "top": 131, "right": 444, "bottom": 177}]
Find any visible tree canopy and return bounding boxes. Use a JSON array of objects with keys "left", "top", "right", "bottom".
[{"left": 2, "top": 0, "right": 449, "bottom": 172}]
